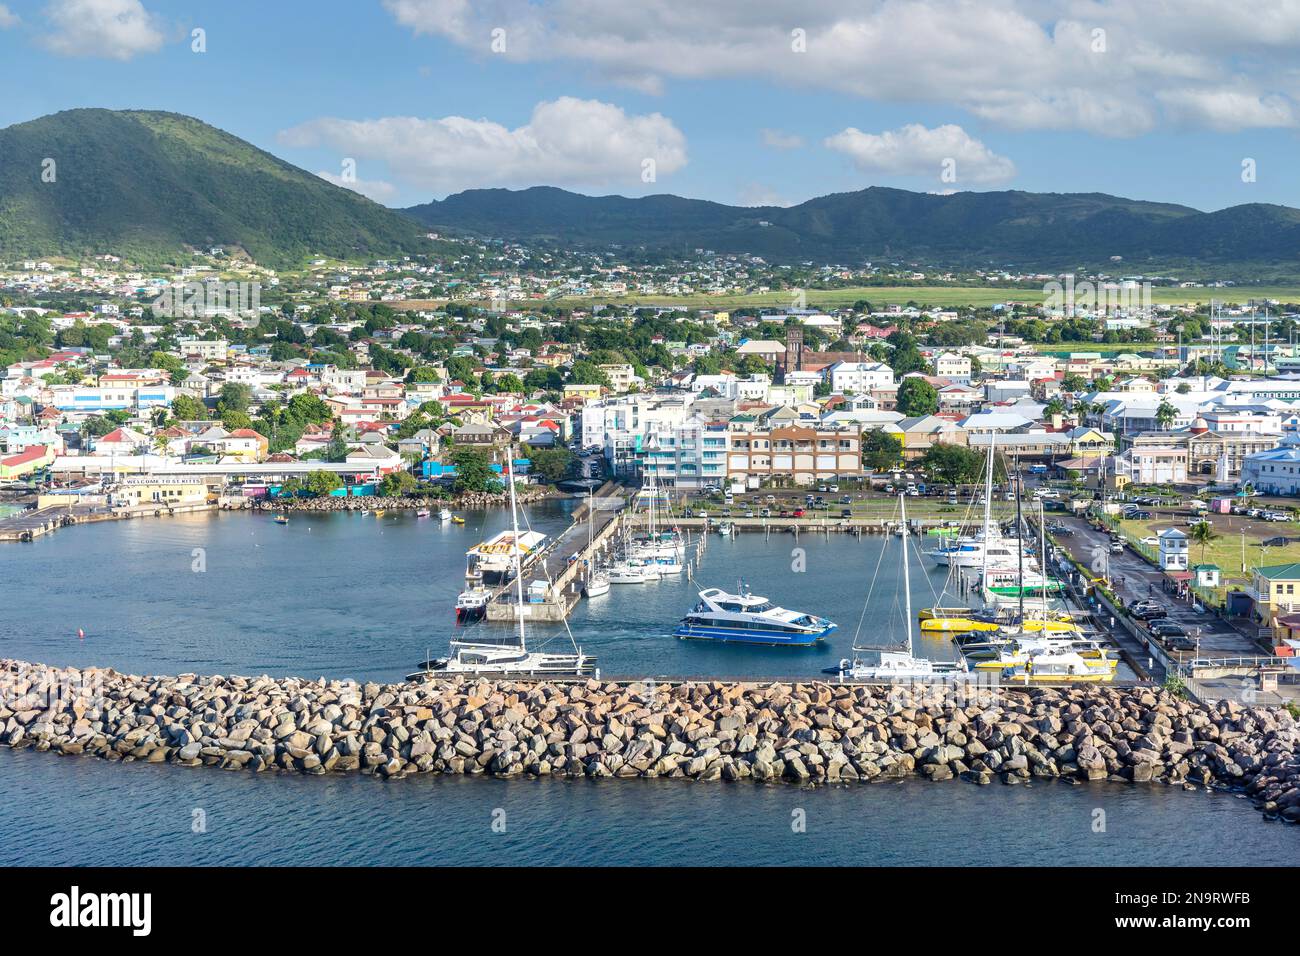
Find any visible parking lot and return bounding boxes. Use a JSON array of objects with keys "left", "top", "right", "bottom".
[{"left": 1051, "top": 513, "right": 1264, "bottom": 666}]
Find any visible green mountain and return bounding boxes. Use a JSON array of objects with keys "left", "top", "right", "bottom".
[
  {"left": 407, "top": 185, "right": 1300, "bottom": 272},
  {"left": 0, "top": 109, "right": 433, "bottom": 268}
]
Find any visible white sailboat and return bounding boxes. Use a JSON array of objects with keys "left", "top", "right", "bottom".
[
  {"left": 838, "top": 493, "right": 969, "bottom": 681},
  {"left": 406, "top": 456, "right": 595, "bottom": 680},
  {"left": 584, "top": 488, "right": 610, "bottom": 597}
]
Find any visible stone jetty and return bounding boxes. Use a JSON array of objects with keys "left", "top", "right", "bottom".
[
  {"left": 270, "top": 487, "right": 554, "bottom": 513},
  {"left": 3, "top": 659, "right": 1297, "bottom": 823}
]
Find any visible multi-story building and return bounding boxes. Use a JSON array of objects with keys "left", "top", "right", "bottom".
[
  {"left": 641, "top": 414, "right": 729, "bottom": 489},
  {"left": 48, "top": 384, "right": 176, "bottom": 411},
  {"left": 726, "top": 423, "right": 863, "bottom": 487},
  {"left": 933, "top": 352, "right": 972, "bottom": 384},
  {"left": 580, "top": 394, "right": 695, "bottom": 476},
  {"left": 176, "top": 337, "right": 229, "bottom": 362},
  {"left": 1240, "top": 434, "right": 1300, "bottom": 494},
  {"left": 827, "top": 361, "right": 894, "bottom": 395}
]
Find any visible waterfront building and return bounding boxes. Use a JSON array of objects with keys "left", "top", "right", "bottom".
[
  {"left": 109, "top": 475, "right": 209, "bottom": 509},
  {"left": 0, "top": 443, "right": 54, "bottom": 479},
  {"left": 725, "top": 423, "right": 862, "bottom": 487}
]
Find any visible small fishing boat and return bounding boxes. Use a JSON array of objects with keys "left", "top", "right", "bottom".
[
  {"left": 717, "top": 521, "right": 735, "bottom": 537},
  {"left": 274, "top": 514, "right": 289, "bottom": 525},
  {"left": 359, "top": 509, "right": 370, "bottom": 516},
  {"left": 416, "top": 508, "right": 431, "bottom": 518},
  {"left": 451, "top": 515, "right": 465, "bottom": 525},
  {"left": 439, "top": 508, "right": 452, "bottom": 521},
  {"left": 454, "top": 586, "right": 491, "bottom": 623},
  {"left": 374, "top": 509, "right": 386, "bottom": 518}
]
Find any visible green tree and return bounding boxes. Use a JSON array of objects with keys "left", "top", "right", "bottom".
[
  {"left": 861, "top": 430, "right": 903, "bottom": 471},
  {"left": 1190, "top": 521, "right": 1219, "bottom": 562},
  {"left": 326, "top": 423, "right": 350, "bottom": 462},
  {"left": 529, "top": 447, "right": 576, "bottom": 482},
  {"left": 221, "top": 410, "right": 253, "bottom": 431},
  {"left": 305, "top": 470, "right": 342, "bottom": 496},
  {"left": 170, "top": 393, "right": 207, "bottom": 421},
  {"left": 896, "top": 377, "right": 939, "bottom": 416},
  {"left": 451, "top": 448, "right": 501, "bottom": 494},
  {"left": 920, "top": 443, "right": 986, "bottom": 485},
  {"left": 1155, "top": 399, "right": 1178, "bottom": 430},
  {"left": 379, "top": 470, "right": 417, "bottom": 497},
  {"left": 218, "top": 382, "right": 252, "bottom": 414}
]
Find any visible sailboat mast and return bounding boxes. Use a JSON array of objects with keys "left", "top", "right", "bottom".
[
  {"left": 900, "top": 492, "right": 914, "bottom": 657},
  {"left": 507, "top": 453, "right": 527, "bottom": 649},
  {"left": 979, "top": 438, "right": 995, "bottom": 604},
  {"left": 1015, "top": 456, "right": 1024, "bottom": 623},
  {"left": 1039, "top": 500, "right": 1049, "bottom": 623}
]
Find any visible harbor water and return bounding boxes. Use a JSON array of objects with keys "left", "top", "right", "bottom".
[
  {"left": 6, "top": 500, "right": 1287, "bottom": 867},
  {"left": 1, "top": 501, "right": 992, "bottom": 681}
]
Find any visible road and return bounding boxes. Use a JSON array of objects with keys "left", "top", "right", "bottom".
[{"left": 1050, "top": 513, "right": 1260, "bottom": 664}]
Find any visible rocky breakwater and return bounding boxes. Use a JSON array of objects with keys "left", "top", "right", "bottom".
[
  {"left": 274, "top": 487, "right": 554, "bottom": 513},
  {"left": 2, "top": 660, "right": 1298, "bottom": 822}
]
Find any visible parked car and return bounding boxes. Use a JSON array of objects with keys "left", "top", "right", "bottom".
[
  {"left": 1165, "top": 635, "right": 1197, "bottom": 651},
  {"left": 1129, "top": 603, "right": 1167, "bottom": 622},
  {"left": 1109, "top": 540, "right": 1125, "bottom": 553},
  {"left": 1149, "top": 620, "right": 1187, "bottom": 639},
  {"left": 1125, "top": 510, "right": 1152, "bottom": 520},
  {"left": 792, "top": 508, "right": 806, "bottom": 518},
  {"left": 841, "top": 508, "right": 852, "bottom": 518}
]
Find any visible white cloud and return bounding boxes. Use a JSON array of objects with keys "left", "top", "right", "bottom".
[
  {"left": 381, "top": 0, "right": 1300, "bottom": 136},
  {"left": 0, "top": 5, "right": 20, "bottom": 28},
  {"left": 315, "top": 171, "right": 400, "bottom": 203},
  {"left": 760, "top": 128, "right": 804, "bottom": 150},
  {"left": 39, "top": 0, "right": 164, "bottom": 60},
  {"left": 1157, "top": 88, "right": 1296, "bottom": 131},
  {"left": 279, "top": 97, "right": 687, "bottom": 196},
  {"left": 825, "top": 123, "right": 1016, "bottom": 185}
]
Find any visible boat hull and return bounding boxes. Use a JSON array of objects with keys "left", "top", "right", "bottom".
[{"left": 673, "top": 622, "right": 836, "bottom": 646}]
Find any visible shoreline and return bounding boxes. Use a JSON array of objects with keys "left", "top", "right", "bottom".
[{"left": 3, "top": 659, "right": 1297, "bottom": 823}]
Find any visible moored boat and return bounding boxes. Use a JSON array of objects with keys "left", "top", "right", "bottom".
[{"left": 674, "top": 584, "right": 836, "bottom": 646}]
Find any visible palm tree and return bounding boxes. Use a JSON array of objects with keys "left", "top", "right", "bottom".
[
  {"left": 1155, "top": 399, "right": 1178, "bottom": 430},
  {"left": 1190, "top": 520, "right": 1218, "bottom": 563}
]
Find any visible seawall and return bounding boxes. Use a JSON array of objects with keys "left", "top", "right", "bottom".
[{"left": 3, "top": 659, "right": 1297, "bottom": 822}]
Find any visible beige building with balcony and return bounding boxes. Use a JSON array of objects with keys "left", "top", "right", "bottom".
[{"left": 726, "top": 424, "right": 863, "bottom": 487}]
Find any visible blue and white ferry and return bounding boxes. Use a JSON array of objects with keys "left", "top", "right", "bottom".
[{"left": 674, "top": 585, "right": 836, "bottom": 646}]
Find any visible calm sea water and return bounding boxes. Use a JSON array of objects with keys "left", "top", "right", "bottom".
[
  {"left": 2, "top": 748, "right": 1293, "bottom": 866},
  {"left": 6, "top": 502, "right": 1291, "bottom": 866},
  {"left": 0, "top": 501, "right": 978, "bottom": 681}
]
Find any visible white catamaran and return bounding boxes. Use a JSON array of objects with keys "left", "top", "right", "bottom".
[{"left": 407, "top": 457, "right": 595, "bottom": 679}]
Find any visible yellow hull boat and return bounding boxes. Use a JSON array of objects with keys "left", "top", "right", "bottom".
[
  {"left": 920, "top": 618, "right": 1000, "bottom": 633},
  {"left": 918, "top": 607, "right": 972, "bottom": 621}
]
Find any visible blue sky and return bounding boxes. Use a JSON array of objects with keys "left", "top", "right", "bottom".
[{"left": 2, "top": 0, "right": 1299, "bottom": 211}]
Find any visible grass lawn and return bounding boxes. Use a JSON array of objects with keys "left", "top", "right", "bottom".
[
  {"left": 391, "top": 285, "right": 1300, "bottom": 312},
  {"left": 1117, "top": 515, "right": 1300, "bottom": 589}
]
